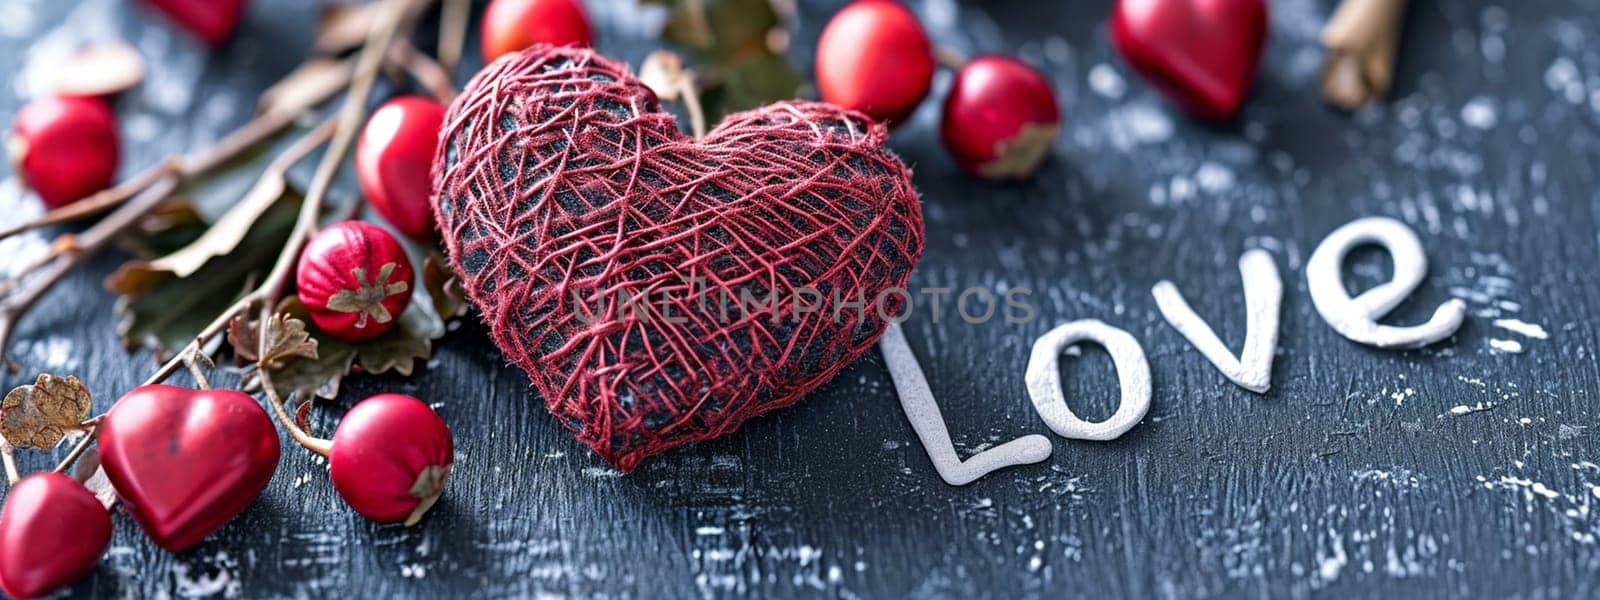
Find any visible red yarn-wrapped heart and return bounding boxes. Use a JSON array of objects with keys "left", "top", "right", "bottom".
[{"left": 432, "top": 46, "right": 923, "bottom": 470}]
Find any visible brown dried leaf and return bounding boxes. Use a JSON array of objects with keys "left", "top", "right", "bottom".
[
  {"left": 423, "top": 253, "right": 469, "bottom": 319},
  {"left": 0, "top": 374, "right": 91, "bottom": 449},
  {"left": 108, "top": 164, "right": 291, "bottom": 289},
  {"left": 639, "top": 50, "right": 689, "bottom": 102},
  {"left": 229, "top": 313, "right": 319, "bottom": 367},
  {"left": 354, "top": 302, "right": 443, "bottom": 377},
  {"left": 70, "top": 448, "right": 117, "bottom": 509},
  {"left": 53, "top": 41, "right": 145, "bottom": 97},
  {"left": 257, "top": 58, "right": 353, "bottom": 117},
  {"left": 254, "top": 297, "right": 357, "bottom": 400}
]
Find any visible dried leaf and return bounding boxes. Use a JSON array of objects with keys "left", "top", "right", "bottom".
[
  {"left": 0, "top": 374, "right": 91, "bottom": 449},
  {"left": 229, "top": 313, "right": 319, "bottom": 367},
  {"left": 108, "top": 167, "right": 293, "bottom": 290},
  {"left": 255, "top": 297, "right": 356, "bottom": 400},
  {"left": 53, "top": 41, "right": 145, "bottom": 97},
  {"left": 111, "top": 196, "right": 299, "bottom": 356},
  {"left": 70, "top": 448, "right": 117, "bottom": 509},
  {"left": 354, "top": 302, "right": 444, "bottom": 377},
  {"left": 422, "top": 253, "right": 469, "bottom": 319},
  {"left": 644, "top": 0, "right": 799, "bottom": 121},
  {"left": 257, "top": 58, "right": 353, "bottom": 118},
  {"left": 639, "top": 50, "right": 690, "bottom": 102}
]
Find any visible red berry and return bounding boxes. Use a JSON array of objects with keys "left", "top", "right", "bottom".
[
  {"left": 357, "top": 96, "right": 446, "bottom": 241},
  {"left": 815, "top": 0, "right": 934, "bottom": 125},
  {"left": 141, "top": 0, "right": 248, "bottom": 46},
  {"left": 296, "top": 221, "right": 415, "bottom": 342},
  {"left": 328, "top": 394, "right": 453, "bottom": 525},
  {"left": 481, "top": 0, "right": 593, "bottom": 63},
  {"left": 0, "top": 473, "right": 111, "bottom": 599},
  {"left": 940, "top": 56, "right": 1061, "bottom": 180},
  {"left": 7, "top": 96, "right": 119, "bottom": 209}
]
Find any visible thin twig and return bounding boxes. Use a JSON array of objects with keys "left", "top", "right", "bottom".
[
  {"left": 437, "top": 0, "right": 470, "bottom": 79},
  {"left": 389, "top": 39, "right": 457, "bottom": 104},
  {"left": 0, "top": 161, "right": 178, "bottom": 240},
  {"left": 256, "top": 0, "right": 410, "bottom": 458},
  {"left": 0, "top": 60, "right": 357, "bottom": 365},
  {"left": 0, "top": 441, "right": 18, "bottom": 485},
  {"left": 51, "top": 421, "right": 98, "bottom": 474}
]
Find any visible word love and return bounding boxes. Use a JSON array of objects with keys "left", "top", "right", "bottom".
[{"left": 885, "top": 217, "right": 1468, "bottom": 486}]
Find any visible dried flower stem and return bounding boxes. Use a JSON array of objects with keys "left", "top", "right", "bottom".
[
  {"left": 256, "top": 0, "right": 412, "bottom": 458},
  {"left": 389, "top": 39, "right": 457, "bottom": 104}
]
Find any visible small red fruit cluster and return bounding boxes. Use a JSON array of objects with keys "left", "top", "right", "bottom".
[
  {"left": 0, "top": 389, "right": 451, "bottom": 598},
  {"left": 813, "top": 0, "right": 1062, "bottom": 181}
]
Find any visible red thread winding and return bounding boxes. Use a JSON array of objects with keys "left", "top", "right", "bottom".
[{"left": 432, "top": 46, "right": 924, "bottom": 470}]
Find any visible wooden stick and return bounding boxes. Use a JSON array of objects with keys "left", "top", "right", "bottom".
[{"left": 1321, "top": 0, "right": 1411, "bottom": 109}]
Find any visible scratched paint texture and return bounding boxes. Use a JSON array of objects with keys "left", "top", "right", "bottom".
[{"left": 1, "top": 0, "right": 1598, "bottom": 597}]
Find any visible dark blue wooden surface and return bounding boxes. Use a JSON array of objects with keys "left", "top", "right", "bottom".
[{"left": 2, "top": 0, "right": 1598, "bottom": 597}]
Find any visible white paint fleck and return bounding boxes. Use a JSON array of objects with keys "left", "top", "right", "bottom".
[
  {"left": 1488, "top": 338, "right": 1524, "bottom": 353},
  {"left": 1460, "top": 97, "right": 1497, "bottom": 129},
  {"left": 1448, "top": 402, "right": 1495, "bottom": 416},
  {"left": 1492, "top": 318, "right": 1548, "bottom": 339},
  {"left": 1195, "top": 162, "right": 1236, "bottom": 194},
  {"left": 1087, "top": 63, "right": 1125, "bottom": 99}
]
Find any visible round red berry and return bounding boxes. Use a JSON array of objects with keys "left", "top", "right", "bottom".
[
  {"left": 0, "top": 472, "right": 111, "bottom": 599},
  {"left": 357, "top": 96, "right": 446, "bottom": 241},
  {"left": 481, "top": 0, "right": 593, "bottom": 63},
  {"left": 141, "top": 0, "right": 248, "bottom": 46},
  {"left": 7, "top": 96, "right": 119, "bottom": 209},
  {"left": 296, "top": 221, "right": 415, "bottom": 342},
  {"left": 815, "top": 0, "right": 935, "bottom": 125},
  {"left": 940, "top": 56, "right": 1061, "bottom": 180},
  {"left": 328, "top": 393, "right": 453, "bottom": 525}
]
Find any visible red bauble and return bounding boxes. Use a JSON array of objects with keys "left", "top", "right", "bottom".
[
  {"left": 97, "top": 385, "right": 279, "bottom": 552},
  {"left": 328, "top": 394, "right": 453, "bottom": 525},
  {"left": 815, "top": 0, "right": 934, "bottom": 124},
  {"left": 481, "top": 0, "right": 593, "bottom": 63},
  {"left": 0, "top": 473, "right": 111, "bottom": 599},
  {"left": 358, "top": 96, "right": 446, "bottom": 241},
  {"left": 141, "top": 0, "right": 248, "bottom": 46},
  {"left": 296, "top": 221, "right": 415, "bottom": 342},
  {"left": 940, "top": 56, "right": 1061, "bottom": 180},
  {"left": 8, "top": 96, "right": 119, "bottom": 209},
  {"left": 1110, "top": 0, "right": 1268, "bottom": 121}
]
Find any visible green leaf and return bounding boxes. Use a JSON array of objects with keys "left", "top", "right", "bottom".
[
  {"left": 643, "top": 0, "right": 800, "bottom": 122},
  {"left": 111, "top": 195, "right": 300, "bottom": 358},
  {"left": 354, "top": 302, "right": 443, "bottom": 377}
]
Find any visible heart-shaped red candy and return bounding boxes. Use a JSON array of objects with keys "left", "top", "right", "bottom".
[
  {"left": 98, "top": 385, "right": 279, "bottom": 552},
  {"left": 141, "top": 0, "right": 248, "bottom": 46},
  {"left": 1111, "top": 0, "right": 1268, "bottom": 120},
  {"left": 433, "top": 46, "right": 924, "bottom": 470},
  {"left": 0, "top": 473, "right": 111, "bottom": 599}
]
